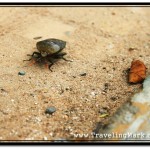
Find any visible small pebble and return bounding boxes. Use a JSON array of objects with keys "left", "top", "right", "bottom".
[
  {"left": 18, "top": 71, "right": 26, "bottom": 76},
  {"left": 80, "top": 72, "right": 86, "bottom": 76},
  {"left": 128, "top": 47, "right": 136, "bottom": 51},
  {"left": 104, "top": 83, "right": 109, "bottom": 89},
  {"left": 99, "top": 108, "right": 108, "bottom": 114},
  {"left": 65, "top": 31, "right": 71, "bottom": 37},
  {"left": 99, "top": 114, "right": 109, "bottom": 118},
  {"left": 43, "top": 136, "right": 48, "bottom": 140},
  {"left": 1, "top": 88, "right": 7, "bottom": 93},
  {"left": 33, "top": 36, "right": 42, "bottom": 40},
  {"left": 65, "top": 87, "right": 70, "bottom": 91},
  {"left": 103, "top": 83, "right": 109, "bottom": 91},
  {"left": 45, "top": 107, "right": 56, "bottom": 115},
  {"left": 110, "top": 96, "right": 117, "bottom": 101},
  {"left": 91, "top": 91, "right": 97, "bottom": 96},
  {"left": 111, "top": 12, "right": 116, "bottom": 15}
]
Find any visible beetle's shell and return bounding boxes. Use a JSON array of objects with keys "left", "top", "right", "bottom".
[
  {"left": 129, "top": 60, "right": 146, "bottom": 83},
  {"left": 36, "top": 38, "right": 66, "bottom": 55}
]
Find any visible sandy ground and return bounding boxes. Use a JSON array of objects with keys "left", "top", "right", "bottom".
[{"left": 0, "top": 6, "right": 150, "bottom": 141}]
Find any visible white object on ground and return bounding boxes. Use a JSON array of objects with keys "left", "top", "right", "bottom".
[{"left": 132, "top": 76, "right": 150, "bottom": 103}]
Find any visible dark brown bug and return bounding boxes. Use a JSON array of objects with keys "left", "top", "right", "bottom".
[{"left": 24, "top": 38, "right": 71, "bottom": 71}]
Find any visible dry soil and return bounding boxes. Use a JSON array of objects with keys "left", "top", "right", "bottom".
[{"left": 0, "top": 6, "right": 149, "bottom": 141}]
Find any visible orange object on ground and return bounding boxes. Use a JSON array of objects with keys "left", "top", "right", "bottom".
[{"left": 129, "top": 60, "right": 146, "bottom": 83}]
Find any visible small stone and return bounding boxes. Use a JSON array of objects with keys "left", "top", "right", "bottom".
[
  {"left": 49, "top": 132, "right": 53, "bottom": 137},
  {"left": 65, "top": 87, "right": 70, "bottom": 91},
  {"left": 104, "top": 83, "right": 109, "bottom": 89},
  {"left": 1, "top": 88, "right": 8, "bottom": 96},
  {"left": 91, "top": 91, "right": 97, "bottom": 97},
  {"left": 91, "top": 91, "right": 96, "bottom": 96},
  {"left": 18, "top": 71, "right": 26, "bottom": 76},
  {"left": 110, "top": 96, "right": 117, "bottom": 101},
  {"left": 128, "top": 47, "right": 136, "bottom": 51},
  {"left": 99, "top": 108, "right": 108, "bottom": 114},
  {"left": 1, "top": 88, "right": 5, "bottom": 92},
  {"left": 30, "top": 93, "right": 34, "bottom": 97},
  {"left": 72, "top": 116, "right": 78, "bottom": 120},
  {"left": 43, "top": 136, "right": 48, "bottom": 140},
  {"left": 45, "top": 107, "right": 56, "bottom": 115},
  {"left": 33, "top": 36, "right": 42, "bottom": 40},
  {"left": 111, "top": 12, "right": 116, "bottom": 15},
  {"left": 103, "top": 83, "right": 109, "bottom": 91},
  {"left": 101, "top": 91, "right": 106, "bottom": 95},
  {"left": 80, "top": 72, "right": 86, "bottom": 76},
  {"left": 65, "top": 31, "right": 71, "bottom": 37},
  {"left": 91, "top": 22, "right": 95, "bottom": 25},
  {"left": 99, "top": 114, "right": 109, "bottom": 118}
]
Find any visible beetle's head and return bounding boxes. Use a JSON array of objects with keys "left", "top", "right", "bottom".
[{"left": 41, "top": 51, "right": 48, "bottom": 57}]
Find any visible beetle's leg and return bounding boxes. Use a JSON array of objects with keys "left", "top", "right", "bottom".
[
  {"left": 23, "top": 54, "right": 33, "bottom": 61},
  {"left": 46, "top": 59, "right": 54, "bottom": 72},
  {"left": 54, "top": 52, "right": 72, "bottom": 62},
  {"left": 58, "top": 56, "right": 72, "bottom": 62},
  {"left": 27, "top": 54, "right": 32, "bottom": 56},
  {"left": 61, "top": 57, "right": 72, "bottom": 62},
  {"left": 23, "top": 52, "right": 41, "bottom": 61},
  {"left": 23, "top": 58, "right": 32, "bottom": 61},
  {"left": 28, "top": 52, "right": 41, "bottom": 58},
  {"left": 48, "top": 63, "right": 53, "bottom": 72}
]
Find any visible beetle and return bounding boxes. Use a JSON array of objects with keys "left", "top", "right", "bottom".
[{"left": 24, "top": 38, "right": 71, "bottom": 71}]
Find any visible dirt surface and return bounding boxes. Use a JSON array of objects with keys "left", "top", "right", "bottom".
[{"left": 0, "top": 6, "right": 149, "bottom": 141}]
